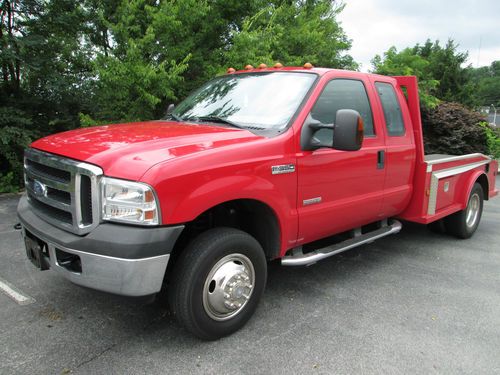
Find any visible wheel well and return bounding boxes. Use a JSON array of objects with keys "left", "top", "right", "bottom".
[
  {"left": 164, "top": 199, "right": 281, "bottom": 285},
  {"left": 476, "top": 174, "right": 489, "bottom": 200}
]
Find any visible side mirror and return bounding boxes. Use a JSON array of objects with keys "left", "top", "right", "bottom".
[
  {"left": 300, "top": 109, "right": 364, "bottom": 151},
  {"left": 331, "top": 109, "right": 364, "bottom": 151}
]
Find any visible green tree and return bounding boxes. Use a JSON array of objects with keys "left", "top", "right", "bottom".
[
  {"left": 88, "top": 0, "right": 262, "bottom": 121},
  {"left": 223, "top": 0, "right": 356, "bottom": 70},
  {"left": 371, "top": 46, "right": 440, "bottom": 108},
  {"left": 469, "top": 61, "right": 500, "bottom": 107},
  {"left": 1, "top": 0, "right": 357, "bottom": 191},
  {"left": 416, "top": 40, "right": 473, "bottom": 105},
  {"left": 372, "top": 39, "right": 474, "bottom": 108},
  {"left": 1, "top": 0, "right": 97, "bottom": 190}
]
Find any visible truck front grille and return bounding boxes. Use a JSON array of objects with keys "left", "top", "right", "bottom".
[{"left": 24, "top": 148, "right": 103, "bottom": 235}]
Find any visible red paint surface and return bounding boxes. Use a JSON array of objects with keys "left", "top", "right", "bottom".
[{"left": 32, "top": 121, "right": 261, "bottom": 181}]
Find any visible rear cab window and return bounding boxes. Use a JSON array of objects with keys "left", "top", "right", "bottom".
[{"left": 375, "top": 82, "right": 405, "bottom": 136}]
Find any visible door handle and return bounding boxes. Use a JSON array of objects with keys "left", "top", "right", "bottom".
[{"left": 377, "top": 150, "right": 385, "bottom": 169}]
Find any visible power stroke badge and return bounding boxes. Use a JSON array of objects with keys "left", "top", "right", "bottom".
[{"left": 271, "top": 164, "right": 296, "bottom": 175}]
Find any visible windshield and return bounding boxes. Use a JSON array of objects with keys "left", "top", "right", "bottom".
[{"left": 173, "top": 72, "right": 317, "bottom": 131}]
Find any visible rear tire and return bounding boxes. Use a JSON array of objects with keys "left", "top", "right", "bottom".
[
  {"left": 444, "top": 183, "right": 484, "bottom": 239},
  {"left": 168, "top": 227, "right": 267, "bottom": 340}
]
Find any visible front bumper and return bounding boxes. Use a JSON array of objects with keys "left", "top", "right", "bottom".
[{"left": 17, "top": 195, "right": 184, "bottom": 296}]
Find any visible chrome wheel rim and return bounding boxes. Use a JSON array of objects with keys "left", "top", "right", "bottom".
[
  {"left": 202, "top": 253, "right": 255, "bottom": 321},
  {"left": 466, "top": 193, "right": 480, "bottom": 228}
]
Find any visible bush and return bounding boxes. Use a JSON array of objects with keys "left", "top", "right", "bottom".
[
  {"left": 0, "top": 172, "right": 19, "bottom": 194},
  {"left": 421, "top": 102, "right": 489, "bottom": 155},
  {"left": 479, "top": 122, "right": 500, "bottom": 159},
  {"left": 0, "top": 107, "right": 36, "bottom": 192}
]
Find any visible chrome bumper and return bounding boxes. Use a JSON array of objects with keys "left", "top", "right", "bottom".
[{"left": 21, "top": 228, "right": 169, "bottom": 297}]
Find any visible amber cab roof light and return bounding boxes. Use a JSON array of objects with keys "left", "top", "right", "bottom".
[{"left": 229, "top": 63, "right": 316, "bottom": 72}]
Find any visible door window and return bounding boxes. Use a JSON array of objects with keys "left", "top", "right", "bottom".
[
  {"left": 375, "top": 82, "right": 405, "bottom": 136},
  {"left": 310, "top": 79, "right": 375, "bottom": 144}
]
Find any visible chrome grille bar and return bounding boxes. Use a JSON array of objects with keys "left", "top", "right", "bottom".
[
  {"left": 25, "top": 181, "right": 71, "bottom": 212},
  {"left": 25, "top": 167, "right": 71, "bottom": 192},
  {"left": 24, "top": 148, "right": 103, "bottom": 235}
]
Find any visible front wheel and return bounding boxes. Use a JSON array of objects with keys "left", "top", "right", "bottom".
[
  {"left": 444, "top": 183, "right": 484, "bottom": 239},
  {"left": 169, "top": 228, "right": 267, "bottom": 340}
]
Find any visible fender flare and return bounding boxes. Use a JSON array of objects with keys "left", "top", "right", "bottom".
[{"left": 461, "top": 171, "right": 488, "bottom": 209}]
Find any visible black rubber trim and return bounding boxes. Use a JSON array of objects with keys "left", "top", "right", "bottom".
[{"left": 17, "top": 195, "right": 184, "bottom": 259}]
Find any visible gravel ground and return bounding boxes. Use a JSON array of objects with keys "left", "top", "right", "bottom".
[{"left": 1, "top": 177, "right": 499, "bottom": 375}]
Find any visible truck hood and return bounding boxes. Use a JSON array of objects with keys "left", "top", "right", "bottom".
[{"left": 31, "top": 121, "right": 262, "bottom": 180}]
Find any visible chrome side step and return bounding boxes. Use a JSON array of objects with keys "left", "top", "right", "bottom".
[{"left": 281, "top": 219, "right": 402, "bottom": 266}]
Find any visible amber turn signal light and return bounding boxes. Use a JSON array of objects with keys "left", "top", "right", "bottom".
[{"left": 356, "top": 117, "right": 364, "bottom": 145}]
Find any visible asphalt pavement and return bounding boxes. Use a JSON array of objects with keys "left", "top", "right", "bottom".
[{"left": 1, "top": 178, "right": 499, "bottom": 375}]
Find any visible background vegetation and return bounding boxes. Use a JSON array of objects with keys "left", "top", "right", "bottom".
[{"left": 1, "top": 0, "right": 499, "bottom": 192}]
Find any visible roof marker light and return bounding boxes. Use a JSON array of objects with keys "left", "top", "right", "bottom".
[
  {"left": 303, "top": 62, "right": 313, "bottom": 69},
  {"left": 274, "top": 63, "right": 283, "bottom": 68},
  {"left": 245, "top": 64, "right": 254, "bottom": 70},
  {"left": 227, "top": 67, "right": 236, "bottom": 73},
  {"left": 258, "top": 63, "right": 267, "bottom": 69}
]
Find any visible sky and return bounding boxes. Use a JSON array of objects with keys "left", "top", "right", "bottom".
[{"left": 337, "top": 0, "right": 500, "bottom": 72}]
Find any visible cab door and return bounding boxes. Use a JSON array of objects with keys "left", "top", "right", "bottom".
[
  {"left": 370, "top": 79, "right": 416, "bottom": 217},
  {"left": 296, "top": 75, "right": 386, "bottom": 244}
]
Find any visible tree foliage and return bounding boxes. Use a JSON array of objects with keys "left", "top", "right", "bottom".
[
  {"left": 372, "top": 39, "right": 474, "bottom": 108},
  {"left": 0, "top": 0, "right": 353, "bottom": 192},
  {"left": 469, "top": 61, "right": 500, "bottom": 107},
  {"left": 372, "top": 40, "right": 499, "bottom": 158},
  {"left": 223, "top": 1, "right": 357, "bottom": 70},
  {"left": 372, "top": 46, "right": 440, "bottom": 108}
]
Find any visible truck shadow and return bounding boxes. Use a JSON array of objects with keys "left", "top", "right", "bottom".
[
  {"left": 266, "top": 220, "right": 440, "bottom": 283},
  {"left": 34, "top": 219, "right": 478, "bottom": 349}
]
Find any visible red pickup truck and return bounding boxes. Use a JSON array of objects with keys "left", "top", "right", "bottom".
[{"left": 17, "top": 65, "right": 498, "bottom": 340}]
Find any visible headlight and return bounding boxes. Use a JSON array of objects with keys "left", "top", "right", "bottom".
[{"left": 101, "top": 177, "right": 160, "bottom": 225}]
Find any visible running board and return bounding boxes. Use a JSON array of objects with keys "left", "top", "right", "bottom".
[{"left": 281, "top": 220, "right": 402, "bottom": 266}]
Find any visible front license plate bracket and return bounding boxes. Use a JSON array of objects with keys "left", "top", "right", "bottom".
[{"left": 24, "top": 236, "right": 50, "bottom": 271}]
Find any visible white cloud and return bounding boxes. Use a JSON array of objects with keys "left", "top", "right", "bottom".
[{"left": 338, "top": 0, "right": 500, "bottom": 71}]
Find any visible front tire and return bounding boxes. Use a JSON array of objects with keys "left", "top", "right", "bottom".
[
  {"left": 444, "top": 183, "right": 484, "bottom": 239},
  {"left": 169, "top": 228, "right": 267, "bottom": 340}
]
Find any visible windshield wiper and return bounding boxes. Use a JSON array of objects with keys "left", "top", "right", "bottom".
[
  {"left": 167, "top": 113, "right": 183, "bottom": 122},
  {"left": 195, "top": 116, "right": 246, "bottom": 129}
]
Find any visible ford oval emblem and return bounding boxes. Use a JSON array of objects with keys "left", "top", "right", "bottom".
[{"left": 33, "top": 180, "right": 47, "bottom": 197}]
